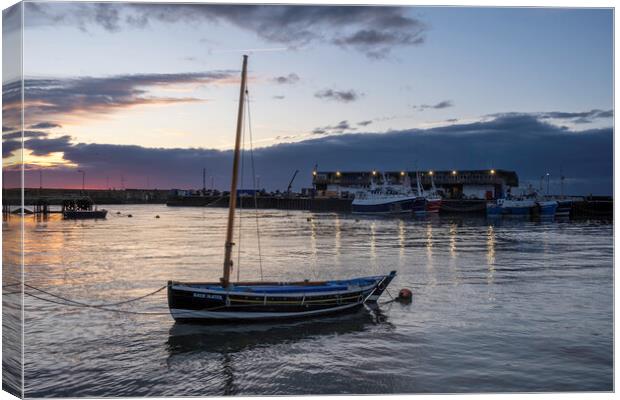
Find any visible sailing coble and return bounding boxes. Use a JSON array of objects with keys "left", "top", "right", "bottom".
[{"left": 167, "top": 55, "right": 396, "bottom": 322}]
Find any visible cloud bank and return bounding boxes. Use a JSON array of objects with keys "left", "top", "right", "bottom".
[
  {"left": 2, "top": 71, "right": 236, "bottom": 126},
  {"left": 9, "top": 113, "right": 613, "bottom": 195},
  {"left": 314, "top": 89, "right": 361, "bottom": 103}
]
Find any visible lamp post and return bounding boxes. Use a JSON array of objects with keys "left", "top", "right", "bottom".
[
  {"left": 546, "top": 173, "right": 550, "bottom": 196},
  {"left": 77, "top": 170, "right": 85, "bottom": 193}
]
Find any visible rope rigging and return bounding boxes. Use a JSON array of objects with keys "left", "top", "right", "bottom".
[
  {"left": 245, "top": 89, "right": 264, "bottom": 281},
  {"left": 233, "top": 85, "right": 264, "bottom": 282}
]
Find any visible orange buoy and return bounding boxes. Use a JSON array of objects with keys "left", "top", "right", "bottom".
[{"left": 398, "top": 288, "right": 413, "bottom": 303}]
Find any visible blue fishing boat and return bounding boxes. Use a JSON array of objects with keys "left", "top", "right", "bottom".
[
  {"left": 167, "top": 56, "right": 397, "bottom": 322},
  {"left": 486, "top": 198, "right": 536, "bottom": 216}
]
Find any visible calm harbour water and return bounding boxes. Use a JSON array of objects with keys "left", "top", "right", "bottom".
[{"left": 6, "top": 205, "right": 613, "bottom": 396}]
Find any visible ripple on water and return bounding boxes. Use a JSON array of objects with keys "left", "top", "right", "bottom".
[{"left": 11, "top": 206, "right": 612, "bottom": 396}]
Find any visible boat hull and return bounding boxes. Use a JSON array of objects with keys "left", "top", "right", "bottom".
[
  {"left": 63, "top": 210, "right": 108, "bottom": 219},
  {"left": 168, "top": 271, "right": 396, "bottom": 323},
  {"left": 486, "top": 199, "right": 535, "bottom": 216},
  {"left": 425, "top": 198, "right": 441, "bottom": 213},
  {"left": 352, "top": 197, "right": 423, "bottom": 214}
]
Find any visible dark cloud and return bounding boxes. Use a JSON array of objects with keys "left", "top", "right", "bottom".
[
  {"left": 2, "top": 140, "right": 21, "bottom": 158},
  {"left": 2, "top": 71, "right": 235, "bottom": 123},
  {"left": 488, "top": 109, "right": 613, "bottom": 125},
  {"left": 26, "top": 135, "right": 73, "bottom": 156},
  {"left": 273, "top": 73, "right": 300, "bottom": 85},
  {"left": 2, "top": 125, "right": 15, "bottom": 132},
  {"left": 413, "top": 100, "right": 453, "bottom": 111},
  {"left": 312, "top": 120, "right": 356, "bottom": 135},
  {"left": 315, "top": 89, "right": 361, "bottom": 103},
  {"left": 357, "top": 120, "right": 373, "bottom": 126},
  {"left": 3, "top": 130, "right": 49, "bottom": 140},
  {"left": 29, "top": 122, "right": 62, "bottom": 129},
  {"left": 273, "top": 95, "right": 286, "bottom": 100},
  {"left": 539, "top": 109, "right": 613, "bottom": 124},
  {"left": 332, "top": 28, "right": 424, "bottom": 59},
  {"left": 26, "top": 4, "right": 427, "bottom": 59},
  {"left": 17, "top": 113, "right": 612, "bottom": 195}
]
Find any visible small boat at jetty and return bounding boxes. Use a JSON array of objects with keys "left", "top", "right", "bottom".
[
  {"left": 352, "top": 172, "right": 423, "bottom": 214},
  {"left": 62, "top": 197, "right": 107, "bottom": 219},
  {"left": 167, "top": 56, "right": 397, "bottom": 322}
]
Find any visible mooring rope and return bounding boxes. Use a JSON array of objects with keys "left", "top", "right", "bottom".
[{"left": 23, "top": 283, "right": 167, "bottom": 308}]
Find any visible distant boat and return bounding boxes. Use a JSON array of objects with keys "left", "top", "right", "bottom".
[
  {"left": 486, "top": 198, "right": 536, "bottom": 216},
  {"left": 10, "top": 207, "right": 34, "bottom": 215},
  {"left": 63, "top": 209, "right": 108, "bottom": 219},
  {"left": 352, "top": 172, "right": 422, "bottom": 214},
  {"left": 415, "top": 171, "right": 441, "bottom": 213},
  {"left": 167, "top": 55, "right": 396, "bottom": 322},
  {"left": 62, "top": 197, "right": 107, "bottom": 219}
]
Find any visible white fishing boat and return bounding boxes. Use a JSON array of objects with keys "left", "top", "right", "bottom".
[
  {"left": 167, "top": 56, "right": 397, "bottom": 322},
  {"left": 352, "top": 172, "right": 424, "bottom": 214}
]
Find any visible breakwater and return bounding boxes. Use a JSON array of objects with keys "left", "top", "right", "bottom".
[
  {"left": 2, "top": 188, "right": 169, "bottom": 205},
  {"left": 167, "top": 195, "right": 612, "bottom": 217},
  {"left": 2, "top": 188, "right": 612, "bottom": 217},
  {"left": 166, "top": 195, "right": 353, "bottom": 212}
]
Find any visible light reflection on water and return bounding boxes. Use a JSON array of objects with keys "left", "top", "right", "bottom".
[{"left": 6, "top": 205, "right": 613, "bottom": 396}]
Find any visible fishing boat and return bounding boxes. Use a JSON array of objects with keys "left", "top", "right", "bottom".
[
  {"left": 62, "top": 197, "right": 107, "bottom": 219},
  {"left": 486, "top": 197, "right": 536, "bottom": 217},
  {"left": 416, "top": 171, "right": 441, "bottom": 213},
  {"left": 167, "top": 56, "right": 397, "bottom": 322},
  {"left": 352, "top": 172, "right": 423, "bottom": 214}
]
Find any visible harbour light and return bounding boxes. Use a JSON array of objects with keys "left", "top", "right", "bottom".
[
  {"left": 400, "top": 171, "right": 405, "bottom": 176},
  {"left": 429, "top": 171, "right": 434, "bottom": 176},
  {"left": 336, "top": 171, "right": 341, "bottom": 177},
  {"left": 452, "top": 170, "right": 457, "bottom": 175},
  {"left": 490, "top": 169, "right": 496, "bottom": 174},
  {"left": 312, "top": 171, "right": 317, "bottom": 176}
]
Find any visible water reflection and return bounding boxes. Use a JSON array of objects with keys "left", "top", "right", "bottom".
[
  {"left": 449, "top": 223, "right": 457, "bottom": 259},
  {"left": 369, "top": 221, "right": 377, "bottom": 266},
  {"left": 486, "top": 225, "right": 496, "bottom": 285},
  {"left": 309, "top": 217, "right": 318, "bottom": 280},
  {"left": 334, "top": 214, "right": 341, "bottom": 265},
  {"left": 166, "top": 306, "right": 390, "bottom": 357},
  {"left": 425, "top": 222, "right": 433, "bottom": 262}
]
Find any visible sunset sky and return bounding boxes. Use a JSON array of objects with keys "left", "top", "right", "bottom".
[{"left": 2, "top": 2, "right": 613, "bottom": 194}]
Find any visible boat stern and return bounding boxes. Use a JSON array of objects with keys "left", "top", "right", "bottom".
[{"left": 364, "top": 270, "right": 397, "bottom": 303}]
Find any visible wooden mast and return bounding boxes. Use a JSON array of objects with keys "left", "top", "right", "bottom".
[{"left": 222, "top": 54, "right": 248, "bottom": 287}]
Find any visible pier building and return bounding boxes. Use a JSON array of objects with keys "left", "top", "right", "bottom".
[{"left": 312, "top": 169, "right": 519, "bottom": 200}]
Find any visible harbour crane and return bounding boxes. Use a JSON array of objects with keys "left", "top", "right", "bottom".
[{"left": 286, "top": 169, "right": 299, "bottom": 196}]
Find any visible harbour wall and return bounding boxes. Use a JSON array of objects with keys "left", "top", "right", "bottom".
[{"left": 2, "top": 188, "right": 612, "bottom": 217}]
